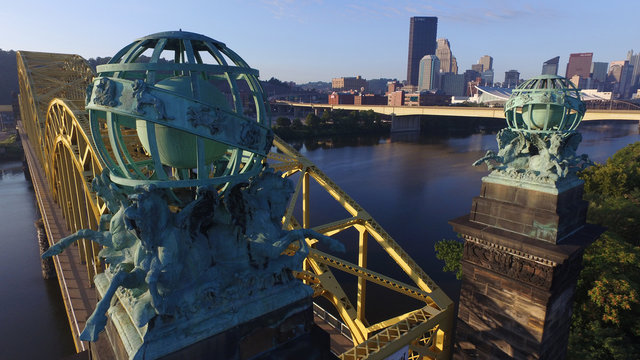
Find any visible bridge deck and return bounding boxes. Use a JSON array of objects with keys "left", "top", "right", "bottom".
[
  {"left": 18, "top": 121, "right": 93, "bottom": 352},
  {"left": 275, "top": 101, "right": 640, "bottom": 121}
]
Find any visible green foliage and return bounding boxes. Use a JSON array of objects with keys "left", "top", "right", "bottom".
[
  {"left": 291, "top": 118, "right": 303, "bottom": 129},
  {"left": 581, "top": 142, "right": 640, "bottom": 199},
  {"left": 0, "top": 133, "right": 16, "bottom": 145},
  {"left": 434, "top": 239, "right": 464, "bottom": 280},
  {"left": 568, "top": 141, "right": 640, "bottom": 359},
  {"left": 568, "top": 233, "right": 640, "bottom": 359},
  {"left": 304, "top": 113, "right": 321, "bottom": 128},
  {"left": 275, "top": 117, "right": 291, "bottom": 128},
  {"left": 273, "top": 109, "right": 389, "bottom": 140}
]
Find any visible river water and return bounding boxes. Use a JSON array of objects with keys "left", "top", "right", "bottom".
[{"left": 0, "top": 121, "right": 637, "bottom": 358}]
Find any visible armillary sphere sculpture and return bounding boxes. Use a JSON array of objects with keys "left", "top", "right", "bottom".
[
  {"left": 475, "top": 75, "right": 591, "bottom": 184},
  {"left": 86, "top": 30, "right": 273, "bottom": 191},
  {"left": 43, "top": 31, "right": 343, "bottom": 359}
]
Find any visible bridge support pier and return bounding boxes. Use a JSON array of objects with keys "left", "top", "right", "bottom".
[
  {"left": 450, "top": 177, "right": 601, "bottom": 359},
  {"left": 390, "top": 114, "right": 421, "bottom": 132}
]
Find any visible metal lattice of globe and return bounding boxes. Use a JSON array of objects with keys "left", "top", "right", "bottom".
[
  {"left": 504, "top": 75, "right": 586, "bottom": 134},
  {"left": 86, "top": 31, "right": 272, "bottom": 191}
]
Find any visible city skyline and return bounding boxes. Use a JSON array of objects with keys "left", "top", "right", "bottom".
[{"left": 1, "top": 0, "right": 638, "bottom": 84}]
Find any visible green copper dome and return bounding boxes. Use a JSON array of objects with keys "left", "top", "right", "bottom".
[
  {"left": 86, "top": 31, "right": 272, "bottom": 190},
  {"left": 504, "top": 75, "right": 586, "bottom": 134}
]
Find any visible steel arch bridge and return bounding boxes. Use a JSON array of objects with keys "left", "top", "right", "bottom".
[{"left": 16, "top": 50, "right": 453, "bottom": 360}]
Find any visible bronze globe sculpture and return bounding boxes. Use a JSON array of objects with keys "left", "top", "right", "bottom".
[
  {"left": 475, "top": 75, "right": 591, "bottom": 183},
  {"left": 504, "top": 75, "right": 586, "bottom": 134},
  {"left": 86, "top": 31, "right": 272, "bottom": 192}
]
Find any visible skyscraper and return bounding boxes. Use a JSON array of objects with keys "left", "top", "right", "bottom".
[
  {"left": 479, "top": 55, "right": 493, "bottom": 72},
  {"left": 471, "top": 64, "right": 484, "bottom": 73},
  {"left": 418, "top": 55, "right": 440, "bottom": 91},
  {"left": 627, "top": 50, "right": 640, "bottom": 86},
  {"left": 541, "top": 56, "right": 560, "bottom": 75},
  {"left": 406, "top": 17, "right": 438, "bottom": 86},
  {"left": 608, "top": 60, "right": 634, "bottom": 98},
  {"left": 590, "top": 62, "right": 608, "bottom": 83},
  {"left": 566, "top": 53, "right": 593, "bottom": 79},
  {"left": 436, "top": 38, "right": 457, "bottom": 74},
  {"left": 481, "top": 69, "right": 494, "bottom": 86},
  {"left": 504, "top": 70, "right": 520, "bottom": 88}
]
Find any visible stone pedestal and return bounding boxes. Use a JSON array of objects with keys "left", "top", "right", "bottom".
[
  {"left": 450, "top": 176, "right": 601, "bottom": 359},
  {"left": 94, "top": 295, "right": 334, "bottom": 360}
]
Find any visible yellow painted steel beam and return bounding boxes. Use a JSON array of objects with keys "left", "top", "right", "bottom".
[{"left": 309, "top": 249, "right": 433, "bottom": 303}]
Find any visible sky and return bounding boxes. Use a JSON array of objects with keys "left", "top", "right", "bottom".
[{"left": 2, "top": 0, "right": 639, "bottom": 84}]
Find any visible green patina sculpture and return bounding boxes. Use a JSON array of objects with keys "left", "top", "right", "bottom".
[
  {"left": 43, "top": 31, "right": 343, "bottom": 359},
  {"left": 475, "top": 75, "right": 592, "bottom": 185},
  {"left": 85, "top": 30, "right": 273, "bottom": 190}
]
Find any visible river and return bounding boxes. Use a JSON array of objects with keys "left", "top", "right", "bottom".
[{"left": 0, "top": 121, "right": 637, "bottom": 358}]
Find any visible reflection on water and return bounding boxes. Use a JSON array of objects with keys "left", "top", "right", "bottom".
[
  {"left": 0, "top": 160, "right": 76, "bottom": 359},
  {"left": 1, "top": 121, "right": 637, "bottom": 354},
  {"left": 290, "top": 121, "right": 638, "bottom": 322}
]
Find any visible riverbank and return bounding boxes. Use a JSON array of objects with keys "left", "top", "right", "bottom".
[{"left": 0, "top": 130, "right": 23, "bottom": 160}]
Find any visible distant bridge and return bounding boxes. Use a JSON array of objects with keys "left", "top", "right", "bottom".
[{"left": 273, "top": 101, "right": 640, "bottom": 122}]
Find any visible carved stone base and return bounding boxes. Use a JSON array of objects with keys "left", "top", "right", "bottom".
[
  {"left": 450, "top": 178, "right": 602, "bottom": 359},
  {"left": 92, "top": 273, "right": 320, "bottom": 360},
  {"left": 471, "top": 176, "right": 588, "bottom": 244}
]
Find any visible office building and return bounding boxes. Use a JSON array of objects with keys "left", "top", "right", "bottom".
[
  {"left": 440, "top": 73, "right": 465, "bottom": 96},
  {"left": 627, "top": 50, "right": 640, "bottom": 86},
  {"left": 354, "top": 94, "right": 387, "bottom": 105},
  {"left": 331, "top": 76, "right": 367, "bottom": 92},
  {"left": 590, "top": 62, "right": 608, "bottom": 83},
  {"left": 504, "top": 70, "right": 520, "bottom": 88},
  {"left": 406, "top": 17, "right": 438, "bottom": 86},
  {"left": 418, "top": 55, "right": 440, "bottom": 91},
  {"left": 608, "top": 60, "right": 634, "bottom": 98},
  {"left": 436, "top": 38, "right": 458, "bottom": 74},
  {"left": 404, "top": 91, "right": 450, "bottom": 106},
  {"left": 328, "top": 92, "right": 354, "bottom": 105},
  {"left": 479, "top": 55, "right": 493, "bottom": 71},
  {"left": 541, "top": 56, "right": 559, "bottom": 75},
  {"left": 481, "top": 69, "right": 494, "bottom": 86},
  {"left": 388, "top": 90, "right": 405, "bottom": 106},
  {"left": 566, "top": 52, "right": 593, "bottom": 79},
  {"left": 387, "top": 81, "right": 403, "bottom": 93},
  {"left": 464, "top": 70, "right": 481, "bottom": 96},
  {"left": 471, "top": 64, "right": 484, "bottom": 73}
]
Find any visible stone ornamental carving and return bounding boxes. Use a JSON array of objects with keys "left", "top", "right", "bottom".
[{"left": 463, "top": 237, "right": 553, "bottom": 288}]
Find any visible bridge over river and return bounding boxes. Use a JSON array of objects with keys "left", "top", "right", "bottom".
[
  {"left": 273, "top": 101, "right": 640, "bottom": 131},
  {"left": 16, "top": 50, "right": 454, "bottom": 359}
]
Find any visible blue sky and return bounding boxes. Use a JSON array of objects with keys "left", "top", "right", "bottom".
[{"left": 2, "top": 0, "right": 638, "bottom": 84}]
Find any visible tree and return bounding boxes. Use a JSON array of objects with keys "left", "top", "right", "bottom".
[
  {"left": 275, "top": 117, "right": 291, "bottom": 128},
  {"left": 305, "top": 113, "right": 321, "bottom": 128},
  {"left": 434, "top": 239, "right": 464, "bottom": 279},
  {"left": 291, "top": 118, "right": 303, "bottom": 129}
]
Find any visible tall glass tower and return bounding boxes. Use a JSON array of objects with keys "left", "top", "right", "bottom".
[
  {"left": 542, "top": 56, "right": 560, "bottom": 75},
  {"left": 407, "top": 17, "right": 438, "bottom": 86},
  {"left": 418, "top": 55, "right": 440, "bottom": 91}
]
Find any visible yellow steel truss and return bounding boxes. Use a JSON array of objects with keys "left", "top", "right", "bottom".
[
  {"left": 270, "top": 137, "right": 453, "bottom": 359},
  {"left": 17, "top": 50, "right": 453, "bottom": 359}
]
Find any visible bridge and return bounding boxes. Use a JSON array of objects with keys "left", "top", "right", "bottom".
[
  {"left": 16, "top": 50, "right": 453, "bottom": 359},
  {"left": 273, "top": 101, "right": 640, "bottom": 122}
]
